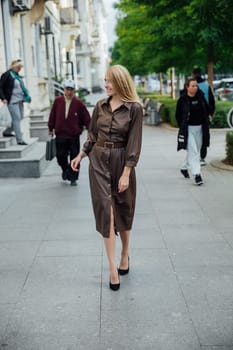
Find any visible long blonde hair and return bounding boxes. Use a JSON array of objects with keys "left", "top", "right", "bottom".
[{"left": 105, "top": 65, "right": 140, "bottom": 103}]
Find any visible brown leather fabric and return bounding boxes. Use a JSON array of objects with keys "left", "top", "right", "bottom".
[
  {"left": 96, "top": 139, "right": 126, "bottom": 149},
  {"left": 82, "top": 98, "right": 143, "bottom": 237}
]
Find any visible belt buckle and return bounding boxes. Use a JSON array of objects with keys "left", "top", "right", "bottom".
[{"left": 104, "top": 141, "right": 114, "bottom": 149}]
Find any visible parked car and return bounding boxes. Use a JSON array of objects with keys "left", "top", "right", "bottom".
[
  {"left": 77, "top": 87, "right": 90, "bottom": 96},
  {"left": 147, "top": 78, "right": 160, "bottom": 92},
  {"left": 92, "top": 86, "right": 104, "bottom": 93},
  {"left": 213, "top": 80, "right": 221, "bottom": 91},
  {"left": 214, "top": 78, "right": 233, "bottom": 101}
]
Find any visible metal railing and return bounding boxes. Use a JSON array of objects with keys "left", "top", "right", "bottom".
[{"left": 52, "top": 80, "right": 64, "bottom": 96}]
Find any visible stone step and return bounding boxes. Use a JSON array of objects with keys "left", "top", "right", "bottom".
[
  {"left": 0, "top": 127, "right": 5, "bottom": 136},
  {"left": 30, "top": 125, "right": 49, "bottom": 141},
  {"left": 0, "top": 137, "right": 16, "bottom": 149},
  {"left": 30, "top": 116, "right": 45, "bottom": 121},
  {"left": 0, "top": 141, "right": 49, "bottom": 178},
  {"left": 0, "top": 138, "right": 38, "bottom": 159},
  {"left": 30, "top": 120, "right": 48, "bottom": 127},
  {"left": 29, "top": 114, "right": 49, "bottom": 141},
  {"left": 30, "top": 112, "right": 48, "bottom": 121}
]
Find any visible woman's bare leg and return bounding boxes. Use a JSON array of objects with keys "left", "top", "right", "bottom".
[
  {"left": 119, "top": 230, "right": 130, "bottom": 269},
  {"left": 103, "top": 207, "right": 119, "bottom": 284}
]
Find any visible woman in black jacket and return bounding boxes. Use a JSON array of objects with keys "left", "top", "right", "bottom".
[{"left": 175, "top": 78, "right": 210, "bottom": 185}]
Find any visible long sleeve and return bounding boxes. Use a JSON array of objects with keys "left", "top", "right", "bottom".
[
  {"left": 0, "top": 73, "right": 6, "bottom": 100},
  {"left": 0, "top": 71, "right": 11, "bottom": 102},
  {"left": 175, "top": 98, "right": 183, "bottom": 127},
  {"left": 82, "top": 103, "right": 99, "bottom": 155},
  {"left": 125, "top": 102, "right": 143, "bottom": 167},
  {"left": 78, "top": 101, "right": 91, "bottom": 130},
  {"left": 48, "top": 99, "right": 57, "bottom": 131},
  {"left": 208, "top": 87, "right": 215, "bottom": 116}
]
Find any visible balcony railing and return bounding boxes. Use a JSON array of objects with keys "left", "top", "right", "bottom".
[
  {"left": 11, "top": 0, "right": 33, "bottom": 14},
  {"left": 60, "top": 7, "right": 79, "bottom": 25}
]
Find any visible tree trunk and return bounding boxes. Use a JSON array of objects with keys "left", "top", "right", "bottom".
[
  {"left": 159, "top": 72, "right": 163, "bottom": 95},
  {"left": 170, "top": 67, "right": 175, "bottom": 99},
  {"left": 207, "top": 61, "right": 214, "bottom": 90},
  {"left": 207, "top": 42, "right": 214, "bottom": 91}
]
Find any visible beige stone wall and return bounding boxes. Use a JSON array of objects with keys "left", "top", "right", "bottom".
[{"left": 1, "top": 0, "right": 108, "bottom": 112}]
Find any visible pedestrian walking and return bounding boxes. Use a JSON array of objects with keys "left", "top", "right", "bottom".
[
  {"left": 0, "top": 59, "right": 31, "bottom": 145},
  {"left": 71, "top": 65, "right": 143, "bottom": 291},
  {"left": 192, "top": 67, "right": 215, "bottom": 166},
  {"left": 48, "top": 79, "right": 91, "bottom": 186},
  {"left": 176, "top": 78, "right": 210, "bottom": 185}
]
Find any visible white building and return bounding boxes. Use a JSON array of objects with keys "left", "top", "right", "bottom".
[
  {"left": 0, "top": 0, "right": 108, "bottom": 114},
  {"left": 75, "top": 0, "right": 108, "bottom": 91}
]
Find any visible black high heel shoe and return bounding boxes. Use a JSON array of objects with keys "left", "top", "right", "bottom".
[
  {"left": 109, "top": 271, "right": 120, "bottom": 291},
  {"left": 118, "top": 257, "right": 129, "bottom": 276}
]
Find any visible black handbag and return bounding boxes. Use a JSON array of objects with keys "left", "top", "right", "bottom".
[
  {"left": 45, "top": 136, "right": 56, "bottom": 161},
  {"left": 177, "top": 128, "right": 187, "bottom": 151}
]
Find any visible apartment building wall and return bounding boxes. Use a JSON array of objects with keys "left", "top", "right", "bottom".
[
  {"left": 0, "top": 0, "right": 109, "bottom": 114},
  {"left": 91, "top": 0, "right": 108, "bottom": 89}
]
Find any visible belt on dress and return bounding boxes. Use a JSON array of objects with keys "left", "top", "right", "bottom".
[{"left": 96, "top": 140, "right": 126, "bottom": 149}]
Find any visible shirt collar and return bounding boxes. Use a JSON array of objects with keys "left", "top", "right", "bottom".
[
  {"left": 64, "top": 96, "right": 73, "bottom": 102},
  {"left": 100, "top": 96, "right": 132, "bottom": 110}
]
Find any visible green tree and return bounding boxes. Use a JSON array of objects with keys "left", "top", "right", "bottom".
[
  {"left": 111, "top": 2, "right": 152, "bottom": 75},
  {"left": 112, "top": 0, "right": 233, "bottom": 81}
]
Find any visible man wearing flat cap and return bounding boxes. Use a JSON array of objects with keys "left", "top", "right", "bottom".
[
  {"left": 48, "top": 79, "right": 91, "bottom": 186},
  {"left": 0, "top": 59, "right": 31, "bottom": 145}
]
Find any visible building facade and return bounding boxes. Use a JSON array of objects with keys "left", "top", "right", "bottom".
[{"left": 0, "top": 0, "right": 108, "bottom": 113}]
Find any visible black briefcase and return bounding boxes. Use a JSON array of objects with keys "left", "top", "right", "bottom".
[{"left": 45, "top": 136, "right": 56, "bottom": 161}]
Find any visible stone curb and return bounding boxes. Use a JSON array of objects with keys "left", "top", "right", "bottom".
[{"left": 210, "top": 159, "right": 233, "bottom": 172}]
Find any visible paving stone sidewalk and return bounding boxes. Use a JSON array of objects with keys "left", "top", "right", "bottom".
[{"left": 0, "top": 123, "right": 233, "bottom": 350}]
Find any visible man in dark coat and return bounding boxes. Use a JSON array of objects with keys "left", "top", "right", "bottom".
[{"left": 48, "top": 79, "right": 91, "bottom": 186}]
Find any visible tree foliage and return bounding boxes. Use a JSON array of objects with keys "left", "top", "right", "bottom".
[{"left": 111, "top": 0, "right": 233, "bottom": 77}]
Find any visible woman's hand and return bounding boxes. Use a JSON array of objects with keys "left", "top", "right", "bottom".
[
  {"left": 71, "top": 151, "right": 86, "bottom": 172},
  {"left": 118, "top": 166, "right": 132, "bottom": 193},
  {"left": 118, "top": 174, "right": 129, "bottom": 193},
  {"left": 71, "top": 155, "right": 81, "bottom": 172}
]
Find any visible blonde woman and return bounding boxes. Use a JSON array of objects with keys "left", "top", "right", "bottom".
[{"left": 71, "top": 65, "right": 143, "bottom": 291}]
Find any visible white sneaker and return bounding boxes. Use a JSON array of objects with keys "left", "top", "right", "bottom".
[{"left": 200, "top": 159, "right": 207, "bottom": 166}]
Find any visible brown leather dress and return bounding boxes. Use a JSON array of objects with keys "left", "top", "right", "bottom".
[{"left": 82, "top": 98, "right": 143, "bottom": 237}]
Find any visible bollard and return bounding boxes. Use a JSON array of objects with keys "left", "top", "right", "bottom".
[{"left": 150, "top": 109, "right": 160, "bottom": 125}]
